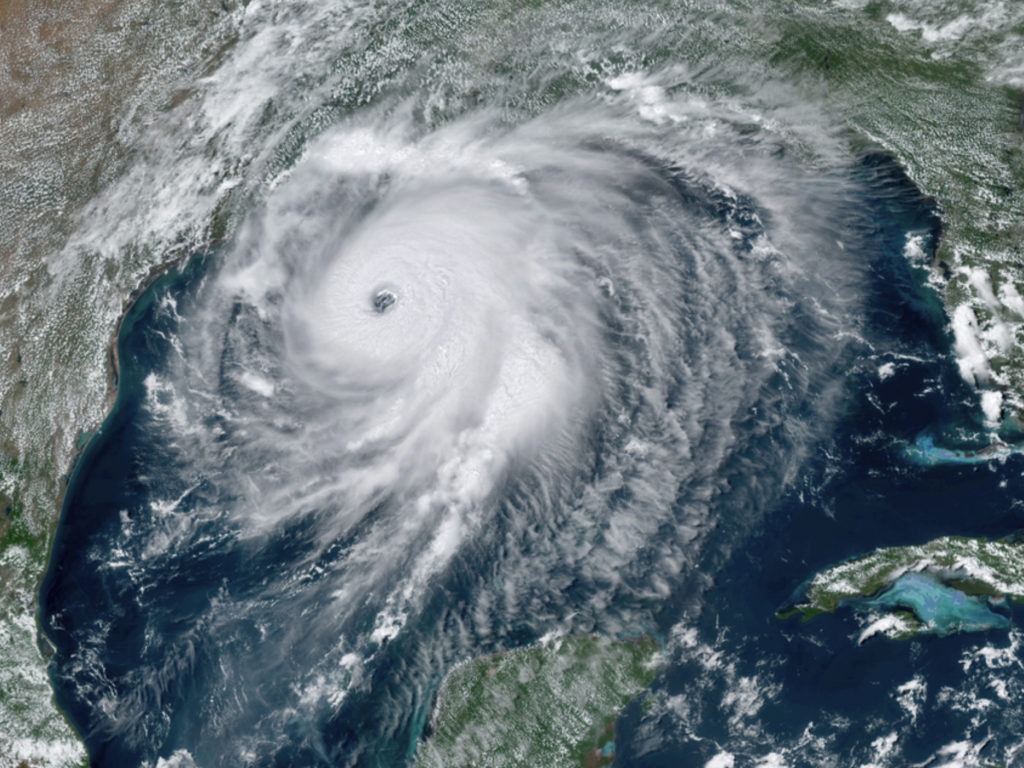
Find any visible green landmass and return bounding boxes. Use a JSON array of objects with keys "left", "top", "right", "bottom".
[
  {"left": 415, "top": 635, "right": 660, "bottom": 768},
  {"left": 766, "top": 0, "right": 1024, "bottom": 422},
  {"left": 2, "top": 1, "right": 1023, "bottom": 763},
  {"left": 0, "top": 1, "right": 236, "bottom": 763},
  {"left": 780, "top": 534, "right": 1024, "bottom": 637}
]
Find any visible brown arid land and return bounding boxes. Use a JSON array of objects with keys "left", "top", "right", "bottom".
[{"left": 0, "top": 1, "right": 229, "bottom": 763}]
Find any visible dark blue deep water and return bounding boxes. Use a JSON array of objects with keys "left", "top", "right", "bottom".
[{"left": 41, "top": 152, "right": 1024, "bottom": 768}]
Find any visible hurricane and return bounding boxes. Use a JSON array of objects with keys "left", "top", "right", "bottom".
[
  {"left": 42, "top": 96, "right": 871, "bottom": 762},
  {"left": 39, "top": 1, "right": 1024, "bottom": 765}
]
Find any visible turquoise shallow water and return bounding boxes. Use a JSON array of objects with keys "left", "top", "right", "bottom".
[
  {"left": 27, "top": 1, "right": 1024, "bottom": 765},
  {"left": 904, "top": 434, "right": 1017, "bottom": 466},
  {"left": 42, "top": 148, "right": 1024, "bottom": 768},
  {"left": 855, "top": 572, "right": 1011, "bottom": 636}
]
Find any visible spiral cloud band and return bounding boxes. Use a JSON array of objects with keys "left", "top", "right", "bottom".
[{"left": 45, "top": 100, "right": 874, "bottom": 766}]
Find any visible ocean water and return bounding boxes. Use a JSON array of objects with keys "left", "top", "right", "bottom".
[
  {"left": 28, "top": 2, "right": 1024, "bottom": 767},
  {"left": 41, "top": 123, "right": 1024, "bottom": 767}
]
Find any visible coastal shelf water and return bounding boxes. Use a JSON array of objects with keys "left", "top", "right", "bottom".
[
  {"left": 2, "top": 2, "right": 1022, "bottom": 766},
  {"left": 39, "top": 139, "right": 1024, "bottom": 768}
]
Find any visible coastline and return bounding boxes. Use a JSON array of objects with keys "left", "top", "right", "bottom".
[
  {"left": 1, "top": 1, "right": 1023, "bottom": 764},
  {"left": 0, "top": 0, "right": 173, "bottom": 759},
  {"left": 56, "top": 250, "right": 208, "bottom": 534},
  {"left": 102, "top": 254, "right": 199, "bottom": 413},
  {"left": 33, "top": 248, "right": 214, "bottom": 765}
]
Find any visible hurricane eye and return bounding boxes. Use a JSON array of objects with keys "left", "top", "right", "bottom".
[{"left": 372, "top": 288, "right": 398, "bottom": 314}]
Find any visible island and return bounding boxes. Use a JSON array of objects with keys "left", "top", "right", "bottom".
[
  {"left": 780, "top": 535, "right": 1024, "bottom": 641},
  {"left": 3, "top": 1, "right": 1024, "bottom": 763}
]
